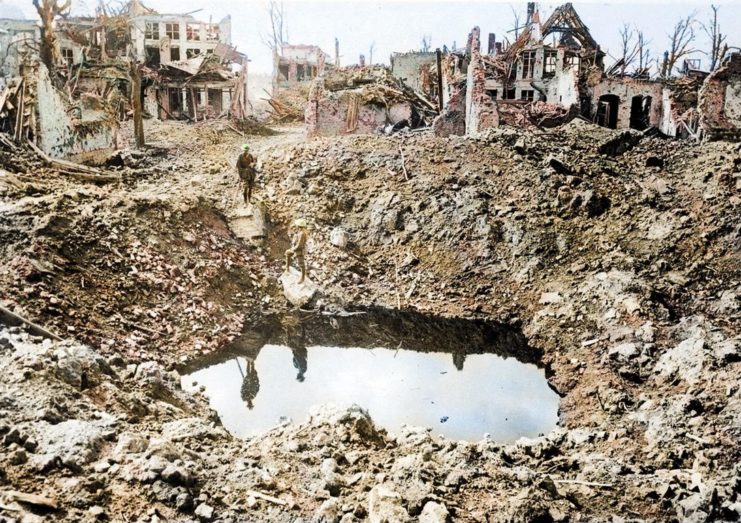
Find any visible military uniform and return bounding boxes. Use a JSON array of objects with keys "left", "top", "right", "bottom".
[
  {"left": 285, "top": 228, "right": 308, "bottom": 283},
  {"left": 236, "top": 151, "right": 256, "bottom": 203}
]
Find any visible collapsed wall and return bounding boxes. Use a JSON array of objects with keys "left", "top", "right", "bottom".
[
  {"left": 698, "top": 53, "right": 741, "bottom": 141},
  {"left": 304, "top": 67, "right": 436, "bottom": 138},
  {"left": 22, "top": 60, "right": 124, "bottom": 158},
  {"left": 305, "top": 79, "right": 412, "bottom": 138},
  {"left": 464, "top": 27, "right": 499, "bottom": 136}
]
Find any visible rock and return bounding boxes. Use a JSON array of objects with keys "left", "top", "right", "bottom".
[
  {"left": 280, "top": 269, "right": 319, "bottom": 308},
  {"left": 539, "top": 292, "right": 562, "bottom": 305},
  {"left": 229, "top": 202, "right": 268, "bottom": 243},
  {"left": 321, "top": 458, "right": 344, "bottom": 496},
  {"left": 32, "top": 419, "right": 114, "bottom": 471},
  {"left": 113, "top": 432, "right": 149, "bottom": 460},
  {"left": 330, "top": 227, "right": 349, "bottom": 248},
  {"left": 513, "top": 138, "right": 526, "bottom": 154},
  {"left": 176, "top": 492, "right": 194, "bottom": 512},
  {"left": 655, "top": 337, "right": 705, "bottom": 384},
  {"left": 161, "top": 418, "right": 222, "bottom": 442},
  {"left": 609, "top": 343, "right": 638, "bottom": 361},
  {"left": 368, "top": 484, "right": 409, "bottom": 523},
  {"left": 89, "top": 506, "right": 107, "bottom": 520},
  {"left": 194, "top": 503, "right": 214, "bottom": 521},
  {"left": 9, "top": 449, "right": 27, "bottom": 465},
  {"left": 419, "top": 501, "right": 449, "bottom": 523},
  {"left": 314, "top": 498, "right": 341, "bottom": 523},
  {"left": 161, "top": 464, "right": 196, "bottom": 486},
  {"left": 545, "top": 155, "right": 571, "bottom": 175}
]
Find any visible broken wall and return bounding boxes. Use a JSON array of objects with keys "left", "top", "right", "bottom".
[
  {"left": 390, "top": 52, "right": 436, "bottom": 93},
  {"left": 590, "top": 78, "right": 663, "bottom": 129},
  {"left": 33, "top": 61, "right": 123, "bottom": 158},
  {"left": 465, "top": 27, "right": 498, "bottom": 136},
  {"left": 306, "top": 86, "right": 412, "bottom": 138},
  {"left": 545, "top": 66, "right": 580, "bottom": 110},
  {"left": 698, "top": 53, "right": 741, "bottom": 141},
  {"left": 433, "top": 83, "right": 465, "bottom": 137}
]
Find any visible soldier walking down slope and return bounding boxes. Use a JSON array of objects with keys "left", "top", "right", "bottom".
[
  {"left": 285, "top": 219, "right": 309, "bottom": 284},
  {"left": 235, "top": 144, "right": 257, "bottom": 204}
]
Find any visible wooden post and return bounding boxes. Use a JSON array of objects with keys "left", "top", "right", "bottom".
[
  {"left": 435, "top": 48, "right": 444, "bottom": 112},
  {"left": 130, "top": 61, "right": 145, "bottom": 148}
]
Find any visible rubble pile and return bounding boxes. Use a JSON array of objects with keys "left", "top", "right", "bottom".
[{"left": 266, "top": 84, "right": 311, "bottom": 122}]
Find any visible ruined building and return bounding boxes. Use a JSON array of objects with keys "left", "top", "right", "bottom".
[
  {"left": 434, "top": 2, "right": 741, "bottom": 141},
  {"left": 273, "top": 45, "right": 331, "bottom": 92},
  {"left": 0, "top": 2, "right": 247, "bottom": 158}
]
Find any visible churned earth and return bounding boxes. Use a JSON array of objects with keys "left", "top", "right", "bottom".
[{"left": 0, "top": 118, "right": 739, "bottom": 522}]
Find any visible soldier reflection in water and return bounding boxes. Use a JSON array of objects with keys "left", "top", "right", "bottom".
[
  {"left": 287, "top": 322, "right": 308, "bottom": 383},
  {"left": 235, "top": 319, "right": 309, "bottom": 410},
  {"left": 237, "top": 358, "right": 259, "bottom": 410},
  {"left": 452, "top": 351, "right": 467, "bottom": 371}
]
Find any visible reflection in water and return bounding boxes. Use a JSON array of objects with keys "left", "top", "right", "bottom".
[
  {"left": 237, "top": 358, "right": 259, "bottom": 409},
  {"left": 185, "top": 344, "right": 559, "bottom": 442}
]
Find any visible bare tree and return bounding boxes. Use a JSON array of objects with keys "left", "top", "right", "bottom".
[
  {"left": 32, "top": 0, "right": 72, "bottom": 75},
  {"left": 617, "top": 23, "right": 640, "bottom": 75},
  {"left": 262, "top": 0, "right": 286, "bottom": 56},
  {"left": 702, "top": 5, "right": 728, "bottom": 71},
  {"left": 636, "top": 30, "right": 652, "bottom": 73},
  {"left": 510, "top": 5, "right": 524, "bottom": 39},
  {"left": 421, "top": 34, "right": 432, "bottom": 53},
  {"left": 661, "top": 14, "right": 697, "bottom": 77},
  {"left": 368, "top": 41, "right": 375, "bottom": 66}
]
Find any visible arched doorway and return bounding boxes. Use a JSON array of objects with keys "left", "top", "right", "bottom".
[
  {"left": 629, "top": 95, "right": 652, "bottom": 130},
  {"left": 597, "top": 94, "right": 620, "bottom": 129}
]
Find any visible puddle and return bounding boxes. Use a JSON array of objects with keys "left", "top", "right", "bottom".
[{"left": 182, "top": 308, "right": 559, "bottom": 441}]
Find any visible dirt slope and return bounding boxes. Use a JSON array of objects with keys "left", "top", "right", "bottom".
[{"left": 0, "top": 119, "right": 739, "bottom": 522}]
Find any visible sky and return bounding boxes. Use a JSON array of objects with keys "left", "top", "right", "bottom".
[{"left": 1, "top": 0, "right": 740, "bottom": 75}]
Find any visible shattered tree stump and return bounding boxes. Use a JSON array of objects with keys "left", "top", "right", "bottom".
[{"left": 280, "top": 269, "right": 318, "bottom": 308}]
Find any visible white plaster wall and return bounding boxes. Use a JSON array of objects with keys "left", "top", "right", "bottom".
[
  {"left": 659, "top": 88, "right": 677, "bottom": 137},
  {"left": 546, "top": 68, "right": 579, "bottom": 108},
  {"left": 35, "top": 63, "right": 119, "bottom": 158},
  {"left": 724, "top": 80, "right": 741, "bottom": 126}
]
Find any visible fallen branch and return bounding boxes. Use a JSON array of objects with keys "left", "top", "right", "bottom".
[
  {"left": 0, "top": 302, "right": 62, "bottom": 341},
  {"left": 398, "top": 140, "right": 409, "bottom": 181},
  {"left": 57, "top": 168, "right": 122, "bottom": 183},
  {"left": 552, "top": 479, "right": 614, "bottom": 488},
  {"left": 1, "top": 491, "right": 58, "bottom": 510},
  {"left": 246, "top": 490, "right": 288, "bottom": 506},
  {"left": 26, "top": 140, "right": 121, "bottom": 182}
]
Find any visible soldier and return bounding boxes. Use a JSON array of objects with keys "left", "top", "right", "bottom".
[
  {"left": 285, "top": 218, "right": 308, "bottom": 284},
  {"left": 235, "top": 144, "right": 257, "bottom": 204}
]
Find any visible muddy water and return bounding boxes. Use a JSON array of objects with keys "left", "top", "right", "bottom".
[{"left": 182, "top": 308, "right": 559, "bottom": 441}]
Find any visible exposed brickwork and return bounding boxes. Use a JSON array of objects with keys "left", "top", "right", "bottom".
[
  {"left": 432, "top": 83, "right": 465, "bottom": 137},
  {"left": 698, "top": 53, "right": 741, "bottom": 141},
  {"left": 465, "top": 27, "right": 499, "bottom": 135}
]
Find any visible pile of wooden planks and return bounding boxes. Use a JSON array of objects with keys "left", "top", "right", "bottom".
[
  {"left": 0, "top": 78, "right": 35, "bottom": 142},
  {"left": 264, "top": 89, "right": 306, "bottom": 122}
]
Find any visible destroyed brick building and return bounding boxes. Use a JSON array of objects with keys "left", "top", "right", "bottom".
[
  {"left": 432, "top": 2, "right": 741, "bottom": 141},
  {"left": 297, "top": 2, "right": 740, "bottom": 142},
  {"left": 305, "top": 66, "right": 437, "bottom": 138},
  {"left": 0, "top": 1, "right": 247, "bottom": 158},
  {"left": 273, "top": 44, "right": 331, "bottom": 91}
]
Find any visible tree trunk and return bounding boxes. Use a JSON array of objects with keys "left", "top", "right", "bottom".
[{"left": 131, "top": 62, "right": 145, "bottom": 148}]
